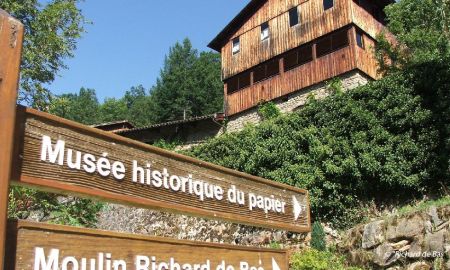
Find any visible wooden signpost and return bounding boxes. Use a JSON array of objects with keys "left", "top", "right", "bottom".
[
  {"left": 0, "top": 10, "right": 24, "bottom": 270},
  {"left": 0, "top": 8, "right": 311, "bottom": 270},
  {"left": 10, "top": 107, "right": 310, "bottom": 232},
  {"left": 6, "top": 221, "right": 288, "bottom": 270}
]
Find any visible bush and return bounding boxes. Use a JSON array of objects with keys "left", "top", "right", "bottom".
[
  {"left": 257, "top": 101, "right": 281, "bottom": 120},
  {"left": 311, "top": 222, "right": 326, "bottom": 251},
  {"left": 8, "top": 187, "right": 103, "bottom": 227},
  {"left": 290, "top": 249, "right": 363, "bottom": 270},
  {"left": 189, "top": 64, "right": 450, "bottom": 228}
]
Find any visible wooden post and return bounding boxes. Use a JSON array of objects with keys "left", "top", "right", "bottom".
[{"left": 0, "top": 9, "right": 24, "bottom": 270}]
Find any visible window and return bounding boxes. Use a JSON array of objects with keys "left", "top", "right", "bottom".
[
  {"left": 316, "top": 36, "right": 332, "bottom": 57},
  {"left": 356, "top": 30, "right": 364, "bottom": 48},
  {"left": 227, "top": 77, "right": 239, "bottom": 93},
  {"left": 266, "top": 59, "right": 280, "bottom": 77},
  {"left": 253, "top": 59, "right": 280, "bottom": 83},
  {"left": 298, "top": 45, "right": 313, "bottom": 65},
  {"left": 331, "top": 30, "right": 349, "bottom": 50},
  {"left": 289, "top": 7, "right": 299, "bottom": 27},
  {"left": 238, "top": 72, "right": 251, "bottom": 89},
  {"left": 226, "top": 71, "right": 251, "bottom": 94},
  {"left": 283, "top": 44, "right": 313, "bottom": 71},
  {"left": 232, "top": 37, "right": 240, "bottom": 55},
  {"left": 261, "top": 22, "right": 269, "bottom": 41},
  {"left": 284, "top": 50, "right": 298, "bottom": 71},
  {"left": 323, "top": 0, "right": 334, "bottom": 10},
  {"left": 253, "top": 65, "right": 266, "bottom": 83},
  {"left": 316, "top": 29, "right": 349, "bottom": 57}
]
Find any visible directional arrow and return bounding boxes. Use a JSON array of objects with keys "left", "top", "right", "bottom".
[
  {"left": 292, "top": 195, "right": 302, "bottom": 221},
  {"left": 272, "top": 257, "right": 281, "bottom": 270}
]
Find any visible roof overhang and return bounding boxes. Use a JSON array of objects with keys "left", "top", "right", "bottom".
[{"left": 208, "top": 0, "right": 267, "bottom": 52}]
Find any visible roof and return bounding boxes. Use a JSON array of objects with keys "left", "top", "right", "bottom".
[
  {"left": 116, "top": 113, "right": 225, "bottom": 135},
  {"left": 208, "top": 0, "right": 266, "bottom": 52},
  {"left": 208, "top": 0, "right": 396, "bottom": 52},
  {"left": 92, "top": 120, "right": 134, "bottom": 129}
]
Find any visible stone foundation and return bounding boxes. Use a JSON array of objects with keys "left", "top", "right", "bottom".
[
  {"left": 339, "top": 205, "right": 450, "bottom": 269},
  {"left": 225, "top": 70, "right": 371, "bottom": 133},
  {"left": 96, "top": 204, "right": 309, "bottom": 248}
]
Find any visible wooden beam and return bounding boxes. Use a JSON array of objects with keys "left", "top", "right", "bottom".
[{"left": 0, "top": 9, "right": 23, "bottom": 270}]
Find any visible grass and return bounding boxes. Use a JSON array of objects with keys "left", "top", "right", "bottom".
[{"left": 396, "top": 196, "right": 450, "bottom": 216}]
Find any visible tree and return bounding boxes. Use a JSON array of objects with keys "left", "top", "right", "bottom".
[
  {"left": 98, "top": 98, "right": 128, "bottom": 123},
  {"left": 0, "top": 0, "right": 87, "bottom": 109},
  {"left": 49, "top": 87, "right": 100, "bottom": 125},
  {"left": 123, "top": 85, "right": 156, "bottom": 127},
  {"left": 376, "top": 0, "right": 450, "bottom": 73},
  {"left": 376, "top": 0, "right": 450, "bottom": 184},
  {"left": 151, "top": 38, "right": 223, "bottom": 123}
]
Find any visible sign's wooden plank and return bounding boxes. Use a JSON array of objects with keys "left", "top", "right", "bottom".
[
  {"left": 0, "top": 9, "right": 23, "bottom": 270},
  {"left": 6, "top": 221, "right": 289, "bottom": 270},
  {"left": 11, "top": 107, "right": 311, "bottom": 232}
]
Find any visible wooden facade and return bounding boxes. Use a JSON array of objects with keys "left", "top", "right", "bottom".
[{"left": 209, "top": 0, "right": 394, "bottom": 116}]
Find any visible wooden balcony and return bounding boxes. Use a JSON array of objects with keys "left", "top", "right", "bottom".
[{"left": 225, "top": 26, "right": 379, "bottom": 116}]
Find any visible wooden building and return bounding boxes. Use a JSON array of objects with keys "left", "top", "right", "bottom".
[{"left": 209, "top": 0, "right": 394, "bottom": 131}]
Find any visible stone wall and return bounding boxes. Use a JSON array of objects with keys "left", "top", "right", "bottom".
[
  {"left": 339, "top": 205, "right": 450, "bottom": 269},
  {"left": 225, "top": 70, "right": 371, "bottom": 133},
  {"left": 97, "top": 204, "right": 308, "bottom": 247}
]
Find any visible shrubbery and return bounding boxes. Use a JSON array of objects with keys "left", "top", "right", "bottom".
[
  {"left": 311, "top": 222, "right": 326, "bottom": 251},
  {"left": 290, "top": 249, "right": 363, "bottom": 270},
  {"left": 189, "top": 63, "right": 450, "bottom": 228}
]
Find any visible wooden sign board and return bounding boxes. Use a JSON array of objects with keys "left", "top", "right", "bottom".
[
  {"left": 5, "top": 221, "right": 288, "bottom": 270},
  {"left": 11, "top": 107, "right": 311, "bottom": 232}
]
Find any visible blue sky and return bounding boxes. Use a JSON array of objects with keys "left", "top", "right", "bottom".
[{"left": 47, "top": 1, "right": 248, "bottom": 101}]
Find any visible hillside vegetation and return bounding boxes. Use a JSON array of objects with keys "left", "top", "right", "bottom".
[
  {"left": 190, "top": 0, "right": 450, "bottom": 228},
  {"left": 189, "top": 62, "right": 450, "bottom": 228}
]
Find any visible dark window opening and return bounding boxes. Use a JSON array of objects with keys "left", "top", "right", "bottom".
[
  {"left": 266, "top": 59, "right": 280, "bottom": 78},
  {"left": 283, "top": 44, "right": 313, "bottom": 71},
  {"left": 316, "top": 29, "right": 349, "bottom": 57},
  {"left": 323, "top": 0, "right": 334, "bottom": 10},
  {"left": 238, "top": 72, "right": 251, "bottom": 89},
  {"left": 356, "top": 30, "right": 364, "bottom": 48},
  {"left": 316, "top": 37, "right": 332, "bottom": 57},
  {"left": 332, "top": 30, "right": 349, "bottom": 50},
  {"left": 284, "top": 50, "right": 298, "bottom": 71},
  {"left": 227, "top": 77, "right": 239, "bottom": 93},
  {"left": 253, "top": 59, "right": 280, "bottom": 83},
  {"left": 298, "top": 45, "right": 313, "bottom": 65},
  {"left": 253, "top": 65, "right": 266, "bottom": 83},
  {"left": 261, "top": 22, "right": 269, "bottom": 41},
  {"left": 289, "top": 7, "right": 299, "bottom": 27},
  {"left": 227, "top": 71, "right": 251, "bottom": 94}
]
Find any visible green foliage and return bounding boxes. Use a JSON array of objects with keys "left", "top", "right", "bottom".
[
  {"left": 0, "top": 0, "right": 87, "bottom": 109},
  {"left": 326, "top": 77, "right": 343, "bottom": 94},
  {"left": 189, "top": 64, "right": 450, "bottom": 228},
  {"left": 8, "top": 187, "right": 103, "bottom": 228},
  {"left": 396, "top": 196, "right": 450, "bottom": 216},
  {"left": 269, "top": 241, "right": 282, "bottom": 249},
  {"left": 152, "top": 139, "right": 182, "bottom": 151},
  {"left": 98, "top": 98, "right": 128, "bottom": 123},
  {"left": 376, "top": 0, "right": 450, "bottom": 73},
  {"left": 49, "top": 88, "right": 100, "bottom": 125},
  {"left": 257, "top": 101, "right": 281, "bottom": 120},
  {"left": 150, "top": 39, "right": 223, "bottom": 122},
  {"left": 290, "top": 249, "right": 364, "bottom": 270},
  {"left": 311, "top": 222, "right": 326, "bottom": 251}
]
